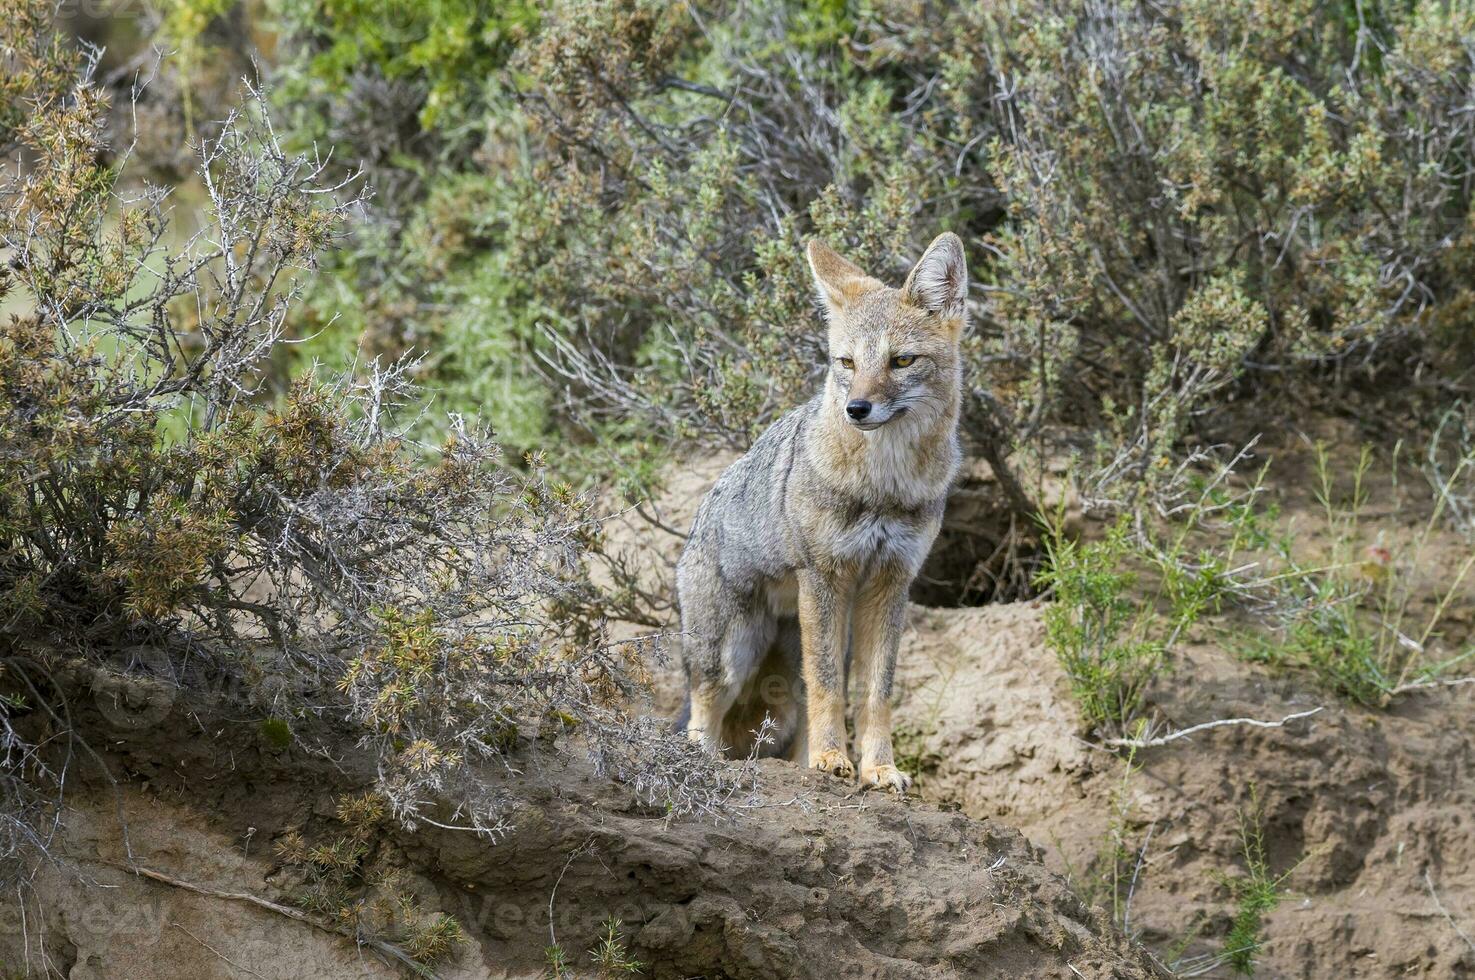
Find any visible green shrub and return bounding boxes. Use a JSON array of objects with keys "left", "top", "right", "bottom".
[
  {"left": 255, "top": 1, "right": 1475, "bottom": 519},
  {"left": 1043, "top": 436, "right": 1475, "bottom": 712},
  {"left": 1037, "top": 515, "right": 1168, "bottom": 735},
  {"left": 270, "top": 0, "right": 984, "bottom": 483},
  {"left": 0, "top": 4, "right": 748, "bottom": 886},
  {"left": 274, "top": 0, "right": 538, "bottom": 130},
  {"left": 1219, "top": 789, "right": 1296, "bottom": 977},
  {"left": 545, "top": 915, "right": 644, "bottom": 980},
  {"left": 979, "top": 0, "right": 1475, "bottom": 490},
  {"left": 1249, "top": 443, "right": 1475, "bottom": 705}
]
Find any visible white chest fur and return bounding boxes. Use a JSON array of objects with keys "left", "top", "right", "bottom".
[
  {"left": 852, "top": 407, "right": 960, "bottom": 507},
  {"left": 867, "top": 430, "right": 949, "bottom": 506},
  {"left": 828, "top": 511, "right": 933, "bottom": 573}
]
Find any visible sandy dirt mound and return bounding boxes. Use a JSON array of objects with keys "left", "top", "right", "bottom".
[
  {"left": 432, "top": 756, "right": 1168, "bottom": 980},
  {"left": 0, "top": 672, "right": 1166, "bottom": 980},
  {"left": 610, "top": 447, "right": 1475, "bottom": 978},
  {"left": 892, "top": 601, "right": 1090, "bottom": 824},
  {"left": 890, "top": 602, "right": 1475, "bottom": 979},
  {"left": 5, "top": 790, "right": 432, "bottom": 980}
]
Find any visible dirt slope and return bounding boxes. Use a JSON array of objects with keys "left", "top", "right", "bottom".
[
  {"left": 617, "top": 450, "right": 1475, "bottom": 979},
  {"left": 0, "top": 670, "right": 1167, "bottom": 980},
  {"left": 430, "top": 756, "right": 1168, "bottom": 980},
  {"left": 890, "top": 601, "right": 1475, "bottom": 978},
  {"left": 11, "top": 444, "right": 1475, "bottom": 979}
]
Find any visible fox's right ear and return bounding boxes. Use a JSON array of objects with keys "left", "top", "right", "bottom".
[{"left": 806, "top": 239, "right": 882, "bottom": 320}]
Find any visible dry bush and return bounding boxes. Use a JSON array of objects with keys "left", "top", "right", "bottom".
[
  {"left": 523, "top": 0, "right": 1475, "bottom": 484},
  {"left": 257, "top": 2, "right": 1475, "bottom": 502},
  {"left": 0, "top": 3, "right": 744, "bottom": 887},
  {"left": 511, "top": 0, "right": 992, "bottom": 449},
  {"left": 266, "top": 1, "right": 1009, "bottom": 474}
]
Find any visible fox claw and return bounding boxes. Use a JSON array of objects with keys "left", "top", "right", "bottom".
[
  {"left": 860, "top": 764, "right": 913, "bottom": 795},
  {"left": 810, "top": 748, "right": 855, "bottom": 779}
]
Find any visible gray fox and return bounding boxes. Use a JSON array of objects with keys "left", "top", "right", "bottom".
[{"left": 676, "top": 233, "right": 968, "bottom": 792}]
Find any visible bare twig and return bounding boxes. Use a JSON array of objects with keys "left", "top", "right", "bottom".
[
  {"left": 548, "top": 838, "right": 596, "bottom": 954},
  {"left": 173, "top": 923, "right": 269, "bottom": 980},
  {"left": 1390, "top": 676, "right": 1475, "bottom": 695},
  {"left": 1100, "top": 708, "right": 1324, "bottom": 749},
  {"left": 1425, "top": 869, "right": 1475, "bottom": 955},
  {"left": 1122, "top": 820, "right": 1156, "bottom": 934},
  {"left": 101, "top": 862, "right": 439, "bottom": 978}
]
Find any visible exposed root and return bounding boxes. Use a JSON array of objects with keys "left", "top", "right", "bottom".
[
  {"left": 93, "top": 860, "right": 439, "bottom": 978},
  {"left": 1425, "top": 869, "right": 1475, "bottom": 955}
]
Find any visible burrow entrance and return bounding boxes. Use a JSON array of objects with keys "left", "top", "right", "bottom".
[{"left": 909, "top": 464, "right": 1043, "bottom": 607}]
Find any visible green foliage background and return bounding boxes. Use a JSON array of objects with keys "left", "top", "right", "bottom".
[
  {"left": 27, "top": 0, "right": 1475, "bottom": 725},
  {"left": 208, "top": 0, "right": 1474, "bottom": 494}
]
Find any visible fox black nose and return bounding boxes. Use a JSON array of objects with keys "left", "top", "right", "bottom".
[{"left": 846, "top": 399, "right": 872, "bottom": 420}]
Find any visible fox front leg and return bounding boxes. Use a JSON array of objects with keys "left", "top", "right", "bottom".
[
  {"left": 850, "top": 561, "right": 913, "bottom": 794},
  {"left": 797, "top": 568, "right": 855, "bottom": 779}
]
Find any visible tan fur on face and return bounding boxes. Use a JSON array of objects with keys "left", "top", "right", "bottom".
[{"left": 808, "top": 240, "right": 967, "bottom": 507}]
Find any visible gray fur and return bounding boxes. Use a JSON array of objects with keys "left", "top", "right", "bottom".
[{"left": 676, "top": 233, "right": 968, "bottom": 787}]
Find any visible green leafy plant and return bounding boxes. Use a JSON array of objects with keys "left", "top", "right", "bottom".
[
  {"left": 589, "top": 917, "right": 644, "bottom": 976},
  {"left": 1037, "top": 514, "right": 1168, "bottom": 735},
  {"left": 544, "top": 944, "right": 570, "bottom": 978},
  {"left": 276, "top": 0, "right": 539, "bottom": 130},
  {"left": 1250, "top": 443, "right": 1475, "bottom": 704},
  {"left": 544, "top": 915, "right": 644, "bottom": 979},
  {"left": 1219, "top": 788, "right": 1298, "bottom": 977},
  {"left": 1055, "top": 434, "right": 1474, "bottom": 712},
  {"left": 890, "top": 720, "right": 944, "bottom": 787}
]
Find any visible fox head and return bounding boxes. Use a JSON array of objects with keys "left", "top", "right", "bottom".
[{"left": 805, "top": 232, "right": 968, "bottom": 432}]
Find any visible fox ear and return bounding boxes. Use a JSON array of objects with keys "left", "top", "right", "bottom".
[
  {"left": 806, "top": 239, "right": 882, "bottom": 318},
  {"left": 901, "top": 232, "right": 968, "bottom": 321}
]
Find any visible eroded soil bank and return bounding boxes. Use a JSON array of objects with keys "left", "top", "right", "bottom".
[
  {"left": 0, "top": 682, "right": 1164, "bottom": 979},
  {"left": 9, "top": 442, "right": 1475, "bottom": 979},
  {"left": 620, "top": 449, "right": 1475, "bottom": 979},
  {"left": 0, "top": 448, "right": 1162, "bottom": 980}
]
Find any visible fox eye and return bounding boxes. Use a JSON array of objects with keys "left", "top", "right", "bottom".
[
  {"left": 838, "top": 357, "right": 855, "bottom": 370},
  {"left": 890, "top": 354, "right": 916, "bottom": 368}
]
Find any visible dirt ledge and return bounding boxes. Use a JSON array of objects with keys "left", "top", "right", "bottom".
[{"left": 0, "top": 667, "right": 1167, "bottom": 980}]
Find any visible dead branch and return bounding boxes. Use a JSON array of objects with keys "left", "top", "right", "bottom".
[
  {"left": 172, "top": 924, "right": 269, "bottom": 980},
  {"left": 1100, "top": 708, "right": 1324, "bottom": 749},
  {"left": 1390, "top": 676, "right": 1475, "bottom": 695},
  {"left": 1424, "top": 869, "right": 1475, "bottom": 955},
  {"left": 98, "top": 861, "right": 439, "bottom": 978}
]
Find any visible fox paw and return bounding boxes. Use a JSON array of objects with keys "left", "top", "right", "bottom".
[
  {"left": 810, "top": 748, "right": 855, "bottom": 779},
  {"left": 860, "top": 764, "right": 913, "bottom": 795},
  {"left": 684, "top": 727, "right": 720, "bottom": 755}
]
